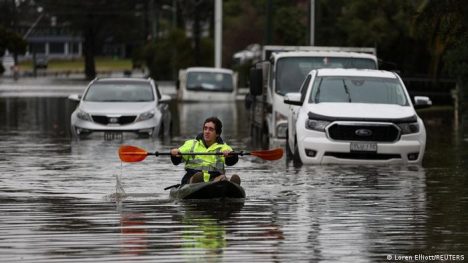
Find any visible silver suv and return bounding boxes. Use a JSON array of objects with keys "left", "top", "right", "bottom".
[{"left": 69, "top": 77, "right": 171, "bottom": 139}]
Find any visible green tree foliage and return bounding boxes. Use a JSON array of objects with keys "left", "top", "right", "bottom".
[
  {"left": 143, "top": 28, "right": 213, "bottom": 80},
  {"left": 0, "top": 25, "right": 26, "bottom": 75},
  {"left": 143, "top": 0, "right": 218, "bottom": 80},
  {"left": 224, "top": 1, "right": 263, "bottom": 66},
  {"left": 176, "top": 0, "right": 213, "bottom": 65},
  {"left": 414, "top": 0, "right": 468, "bottom": 80},
  {"left": 273, "top": 3, "right": 307, "bottom": 45},
  {"left": 334, "top": 0, "right": 428, "bottom": 74},
  {"left": 35, "top": 0, "right": 146, "bottom": 80},
  {"left": 0, "top": 26, "right": 27, "bottom": 56}
]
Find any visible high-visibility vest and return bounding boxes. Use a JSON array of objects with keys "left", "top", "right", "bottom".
[{"left": 179, "top": 139, "right": 232, "bottom": 182}]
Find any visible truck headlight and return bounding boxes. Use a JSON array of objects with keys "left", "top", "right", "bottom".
[
  {"left": 398, "top": 122, "right": 419, "bottom": 134},
  {"left": 136, "top": 110, "right": 155, "bottom": 122},
  {"left": 305, "top": 119, "right": 330, "bottom": 132},
  {"left": 77, "top": 109, "right": 92, "bottom": 121}
]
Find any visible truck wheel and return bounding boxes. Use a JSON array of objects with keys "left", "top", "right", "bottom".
[
  {"left": 293, "top": 137, "right": 302, "bottom": 165},
  {"left": 285, "top": 130, "right": 293, "bottom": 159}
]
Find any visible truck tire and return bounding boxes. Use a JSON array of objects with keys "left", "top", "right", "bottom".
[
  {"left": 285, "top": 129, "right": 293, "bottom": 159},
  {"left": 293, "top": 137, "right": 302, "bottom": 165}
]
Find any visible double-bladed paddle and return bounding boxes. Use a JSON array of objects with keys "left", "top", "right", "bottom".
[{"left": 118, "top": 145, "right": 283, "bottom": 163}]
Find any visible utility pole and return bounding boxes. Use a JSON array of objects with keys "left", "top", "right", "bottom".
[
  {"left": 149, "top": 0, "right": 157, "bottom": 41},
  {"left": 309, "top": 0, "right": 315, "bottom": 46},
  {"left": 214, "top": 0, "right": 222, "bottom": 68},
  {"left": 265, "top": 0, "right": 273, "bottom": 44},
  {"left": 11, "top": 0, "right": 18, "bottom": 64}
]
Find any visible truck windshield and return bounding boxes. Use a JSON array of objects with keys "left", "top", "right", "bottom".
[
  {"left": 276, "top": 57, "right": 377, "bottom": 95},
  {"left": 187, "top": 71, "right": 233, "bottom": 92},
  {"left": 84, "top": 82, "right": 154, "bottom": 102},
  {"left": 310, "top": 76, "right": 409, "bottom": 106}
]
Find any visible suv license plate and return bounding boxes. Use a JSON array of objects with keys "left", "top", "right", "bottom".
[{"left": 350, "top": 142, "right": 377, "bottom": 152}]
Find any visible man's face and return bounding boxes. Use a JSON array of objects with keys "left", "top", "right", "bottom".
[{"left": 203, "top": 121, "right": 218, "bottom": 144}]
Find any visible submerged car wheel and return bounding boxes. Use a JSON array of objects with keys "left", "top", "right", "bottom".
[
  {"left": 70, "top": 125, "right": 78, "bottom": 139},
  {"left": 293, "top": 137, "right": 302, "bottom": 166},
  {"left": 285, "top": 130, "right": 294, "bottom": 159},
  {"left": 71, "top": 126, "right": 90, "bottom": 139}
]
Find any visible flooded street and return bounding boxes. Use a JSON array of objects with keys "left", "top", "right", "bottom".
[{"left": 0, "top": 95, "right": 467, "bottom": 262}]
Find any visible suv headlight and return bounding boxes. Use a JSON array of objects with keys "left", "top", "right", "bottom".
[
  {"left": 136, "top": 110, "right": 155, "bottom": 122},
  {"left": 305, "top": 119, "right": 330, "bottom": 132},
  {"left": 77, "top": 109, "right": 92, "bottom": 121},
  {"left": 398, "top": 122, "right": 419, "bottom": 134}
]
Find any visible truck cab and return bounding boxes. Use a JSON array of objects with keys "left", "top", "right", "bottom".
[{"left": 248, "top": 46, "right": 379, "bottom": 146}]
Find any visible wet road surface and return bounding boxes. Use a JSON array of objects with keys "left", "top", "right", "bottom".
[{"left": 0, "top": 95, "right": 467, "bottom": 262}]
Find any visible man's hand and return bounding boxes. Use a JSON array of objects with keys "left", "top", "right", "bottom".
[
  {"left": 222, "top": 150, "right": 232, "bottom": 157},
  {"left": 171, "top": 148, "right": 181, "bottom": 157}
]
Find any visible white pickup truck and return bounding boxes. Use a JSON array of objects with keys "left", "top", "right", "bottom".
[
  {"left": 247, "top": 46, "right": 379, "bottom": 147},
  {"left": 284, "top": 68, "right": 432, "bottom": 164},
  {"left": 177, "top": 67, "right": 237, "bottom": 101}
]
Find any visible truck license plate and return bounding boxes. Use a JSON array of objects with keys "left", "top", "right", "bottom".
[{"left": 350, "top": 142, "right": 377, "bottom": 152}]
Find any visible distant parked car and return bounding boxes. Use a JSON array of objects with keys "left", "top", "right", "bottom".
[
  {"left": 177, "top": 67, "right": 237, "bottom": 101},
  {"left": 69, "top": 77, "right": 171, "bottom": 139},
  {"left": 34, "top": 55, "right": 48, "bottom": 69},
  {"left": 284, "top": 68, "right": 431, "bottom": 165}
]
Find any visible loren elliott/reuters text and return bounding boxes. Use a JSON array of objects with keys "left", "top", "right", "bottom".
[{"left": 387, "top": 254, "right": 464, "bottom": 261}]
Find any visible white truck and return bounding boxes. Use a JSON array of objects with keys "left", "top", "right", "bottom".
[
  {"left": 247, "top": 45, "right": 379, "bottom": 146},
  {"left": 177, "top": 67, "right": 238, "bottom": 101},
  {"left": 284, "top": 68, "right": 431, "bottom": 164}
]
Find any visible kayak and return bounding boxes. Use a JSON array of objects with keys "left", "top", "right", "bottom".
[{"left": 169, "top": 180, "right": 245, "bottom": 199}]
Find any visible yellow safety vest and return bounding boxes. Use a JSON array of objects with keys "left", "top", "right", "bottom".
[{"left": 179, "top": 139, "right": 233, "bottom": 182}]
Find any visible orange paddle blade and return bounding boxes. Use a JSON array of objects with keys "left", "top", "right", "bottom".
[
  {"left": 119, "top": 145, "right": 149, "bottom": 162},
  {"left": 250, "top": 148, "right": 284, "bottom": 160}
]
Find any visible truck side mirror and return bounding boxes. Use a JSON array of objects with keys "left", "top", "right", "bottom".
[
  {"left": 413, "top": 96, "right": 432, "bottom": 109},
  {"left": 249, "top": 68, "right": 263, "bottom": 96},
  {"left": 68, "top": 94, "right": 82, "bottom": 102},
  {"left": 284, "top": 93, "right": 303, "bottom": 106}
]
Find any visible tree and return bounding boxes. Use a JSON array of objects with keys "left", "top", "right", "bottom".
[
  {"left": 35, "top": 0, "right": 145, "bottom": 80},
  {"left": 223, "top": 1, "right": 263, "bottom": 66},
  {"left": 143, "top": 29, "right": 193, "bottom": 80},
  {"left": 333, "top": 0, "right": 428, "bottom": 75},
  {"left": 176, "top": 0, "right": 214, "bottom": 65},
  {"left": 0, "top": 25, "right": 26, "bottom": 75},
  {"left": 414, "top": 0, "right": 468, "bottom": 79},
  {"left": 273, "top": 2, "right": 308, "bottom": 45},
  {"left": 0, "top": 25, "right": 27, "bottom": 55}
]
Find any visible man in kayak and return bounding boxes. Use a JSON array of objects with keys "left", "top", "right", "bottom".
[{"left": 170, "top": 116, "right": 241, "bottom": 185}]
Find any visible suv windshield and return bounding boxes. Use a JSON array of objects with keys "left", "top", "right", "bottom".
[
  {"left": 186, "top": 71, "right": 233, "bottom": 92},
  {"left": 309, "top": 76, "right": 409, "bottom": 106},
  {"left": 275, "top": 56, "right": 377, "bottom": 95},
  {"left": 83, "top": 82, "right": 154, "bottom": 102}
]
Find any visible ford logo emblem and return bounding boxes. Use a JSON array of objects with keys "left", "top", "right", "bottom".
[{"left": 355, "top": 128, "right": 372, "bottom": 137}]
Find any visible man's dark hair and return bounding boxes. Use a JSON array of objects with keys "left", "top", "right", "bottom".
[{"left": 204, "top": 116, "right": 222, "bottom": 135}]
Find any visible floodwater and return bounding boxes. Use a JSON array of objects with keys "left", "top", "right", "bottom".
[{"left": 0, "top": 96, "right": 467, "bottom": 262}]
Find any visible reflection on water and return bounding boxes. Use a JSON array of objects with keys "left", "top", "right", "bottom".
[
  {"left": 0, "top": 97, "right": 467, "bottom": 262},
  {"left": 0, "top": 97, "right": 76, "bottom": 137}
]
